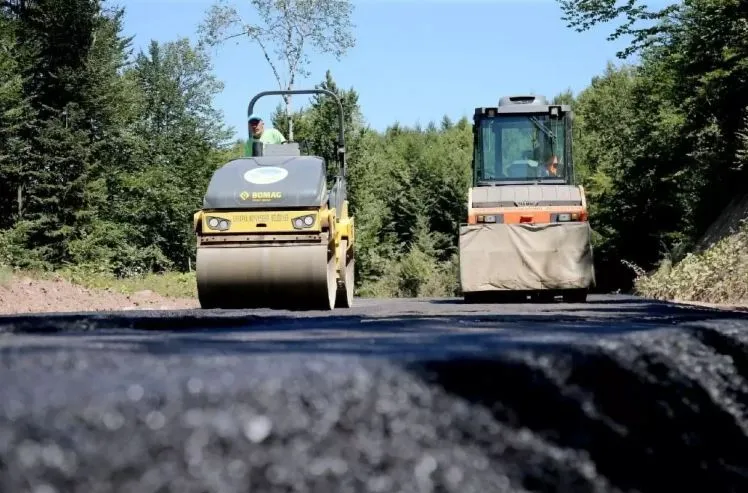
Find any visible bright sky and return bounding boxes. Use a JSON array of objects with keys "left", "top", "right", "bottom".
[{"left": 118, "top": 0, "right": 651, "bottom": 141}]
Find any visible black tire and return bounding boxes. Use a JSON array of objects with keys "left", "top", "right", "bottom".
[
  {"left": 463, "top": 292, "right": 482, "bottom": 304},
  {"left": 335, "top": 239, "right": 354, "bottom": 308},
  {"left": 562, "top": 288, "right": 588, "bottom": 303},
  {"left": 534, "top": 290, "right": 556, "bottom": 303}
]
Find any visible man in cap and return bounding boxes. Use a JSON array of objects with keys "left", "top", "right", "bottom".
[{"left": 244, "top": 114, "right": 287, "bottom": 156}]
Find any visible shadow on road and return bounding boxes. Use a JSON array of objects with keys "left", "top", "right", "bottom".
[{"left": 427, "top": 294, "right": 690, "bottom": 306}]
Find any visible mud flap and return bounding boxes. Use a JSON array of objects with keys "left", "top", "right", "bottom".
[{"left": 459, "top": 222, "right": 595, "bottom": 293}]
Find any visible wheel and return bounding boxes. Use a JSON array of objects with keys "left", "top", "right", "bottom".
[
  {"left": 562, "top": 288, "right": 588, "bottom": 303},
  {"left": 335, "top": 239, "right": 354, "bottom": 308},
  {"left": 463, "top": 292, "right": 480, "bottom": 304},
  {"left": 534, "top": 290, "right": 555, "bottom": 303}
]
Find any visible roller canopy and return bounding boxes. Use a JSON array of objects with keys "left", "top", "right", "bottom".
[{"left": 202, "top": 156, "right": 327, "bottom": 210}]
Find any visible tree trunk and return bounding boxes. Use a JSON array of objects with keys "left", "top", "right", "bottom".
[
  {"left": 285, "top": 93, "right": 294, "bottom": 141},
  {"left": 17, "top": 183, "right": 23, "bottom": 220}
]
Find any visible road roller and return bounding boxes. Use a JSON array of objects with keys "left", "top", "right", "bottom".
[
  {"left": 193, "top": 88, "right": 355, "bottom": 310},
  {"left": 459, "top": 95, "right": 596, "bottom": 303}
]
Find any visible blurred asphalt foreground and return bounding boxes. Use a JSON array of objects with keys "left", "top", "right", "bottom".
[{"left": 0, "top": 294, "right": 747, "bottom": 493}]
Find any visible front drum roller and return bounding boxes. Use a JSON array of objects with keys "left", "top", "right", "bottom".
[{"left": 196, "top": 243, "right": 337, "bottom": 310}]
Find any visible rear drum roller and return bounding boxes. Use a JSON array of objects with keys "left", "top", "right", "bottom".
[
  {"left": 335, "top": 239, "right": 354, "bottom": 308},
  {"left": 196, "top": 242, "right": 338, "bottom": 310}
]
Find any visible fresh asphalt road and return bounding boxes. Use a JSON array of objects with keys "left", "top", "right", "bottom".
[{"left": 1, "top": 294, "right": 747, "bottom": 493}]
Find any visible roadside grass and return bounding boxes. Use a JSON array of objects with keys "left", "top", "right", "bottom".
[
  {"left": 0, "top": 264, "right": 12, "bottom": 287},
  {"left": 2, "top": 266, "right": 197, "bottom": 299},
  {"left": 60, "top": 269, "right": 198, "bottom": 299},
  {"left": 634, "top": 218, "right": 748, "bottom": 305}
]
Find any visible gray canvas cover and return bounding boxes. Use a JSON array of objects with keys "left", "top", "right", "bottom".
[
  {"left": 203, "top": 156, "right": 327, "bottom": 209},
  {"left": 459, "top": 222, "right": 595, "bottom": 292},
  {"left": 471, "top": 184, "right": 583, "bottom": 208}
]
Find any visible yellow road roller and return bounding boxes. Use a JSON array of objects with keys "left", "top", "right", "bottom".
[
  {"left": 459, "top": 95, "right": 596, "bottom": 303},
  {"left": 193, "top": 89, "right": 355, "bottom": 310}
]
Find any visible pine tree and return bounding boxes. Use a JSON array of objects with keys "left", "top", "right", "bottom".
[
  {"left": 0, "top": 12, "right": 35, "bottom": 231},
  {"left": 10, "top": 0, "right": 101, "bottom": 265}
]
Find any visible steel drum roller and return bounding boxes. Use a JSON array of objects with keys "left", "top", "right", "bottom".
[{"left": 196, "top": 244, "right": 337, "bottom": 310}]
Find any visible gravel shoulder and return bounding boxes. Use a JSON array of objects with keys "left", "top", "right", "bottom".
[{"left": 0, "top": 273, "right": 198, "bottom": 314}]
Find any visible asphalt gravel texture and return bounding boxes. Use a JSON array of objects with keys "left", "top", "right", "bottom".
[{"left": 0, "top": 294, "right": 747, "bottom": 493}]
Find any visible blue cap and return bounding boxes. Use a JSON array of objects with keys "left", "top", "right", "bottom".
[{"left": 247, "top": 114, "right": 262, "bottom": 122}]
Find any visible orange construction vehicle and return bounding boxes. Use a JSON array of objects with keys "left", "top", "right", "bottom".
[{"left": 458, "top": 95, "right": 595, "bottom": 302}]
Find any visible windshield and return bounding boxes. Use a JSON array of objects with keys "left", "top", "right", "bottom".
[{"left": 474, "top": 114, "right": 567, "bottom": 182}]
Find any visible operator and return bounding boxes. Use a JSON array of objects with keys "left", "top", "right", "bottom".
[
  {"left": 546, "top": 154, "right": 559, "bottom": 176},
  {"left": 524, "top": 145, "right": 557, "bottom": 177},
  {"left": 244, "top": 114, "right": 287, "bottom": 156},
  {"left": 531, "top": 144, "right": 560, "bottom": 177}
]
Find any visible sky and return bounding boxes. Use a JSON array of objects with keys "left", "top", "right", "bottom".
[{"left": 118, "top": 0, "right": 651, "bottom": 141}]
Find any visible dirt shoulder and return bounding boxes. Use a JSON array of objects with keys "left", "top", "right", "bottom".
[
  {"left": 0, "top": 273, "right": 198, "bottom": 315},
  {"left": 669, "top": 298, "right": 748, "bottom": 313}
]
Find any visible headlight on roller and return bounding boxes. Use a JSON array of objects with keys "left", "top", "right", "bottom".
[
  {"left": 476, "top": 214, "right": 503, "bottom": 223},
  {"left": 292, "top": 214, "right": 316, "bottom": 229},
  {"left": 205, "top": 216, "right": 231, "bottom": 231}
]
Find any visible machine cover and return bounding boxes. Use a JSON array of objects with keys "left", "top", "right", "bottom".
[
  {"left": 203, "top": 156, "right": 327, "bottom": 209},
  {"left": 459, "top": 222, "right": 595, "bottom": 292}
]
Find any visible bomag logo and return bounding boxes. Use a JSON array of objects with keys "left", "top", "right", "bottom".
[
  {"left": 251, "top": 191, "right": 282, "bottom": 202},
  {"left": 239, "top": 191, "right": 282, "bottom": 202}
]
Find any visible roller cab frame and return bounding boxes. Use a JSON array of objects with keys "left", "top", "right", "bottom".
[
  {"left": 193, "top": 89, "right": 355, "bottom": 310},
  {"left": 459, "top": 95, "right": 596, "bottom": 303}
]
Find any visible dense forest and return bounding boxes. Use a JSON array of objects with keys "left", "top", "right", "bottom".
[{"left": 0, "top": 0, "right": 746, "bottom": 298}]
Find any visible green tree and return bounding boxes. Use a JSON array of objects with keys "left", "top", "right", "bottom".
[
  {"left": 8, "top": 0, "right": 126, "bottom": 268},
  {"left": 664, "top": 0, "right": 748, "bottom": 234},
  {"left": 110, "top": 38, "right": 233, "bottom": 273},
  {"left": 300, "top": 70, "right": 363, "bottom": 177},
  {"left": 0, "top": 12, "right": 34, "bottom": 231},
  {"left": 558, "top": 0, "right": 681, "bottom": 58},
  {"left": 559, "top": 0, "right": 748, "bottom": 293}
]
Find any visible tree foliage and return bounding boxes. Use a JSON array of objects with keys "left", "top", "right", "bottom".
[
  {"left": 0, "top": 0, "right": 233, "bottom": 276},
  {"left": 0, "top": 0, "right": 746, "bottom": 300},
  {"left": 199, "top": 0, "right": 355, "bottom": 140},
  {"left": 558, "top": 0, "right": 748, "bottom": 291},
  {"left": 558, "top": 0, "right": 681, "bottom": 58},
  {"left": 0, "top": 12, "right": 33, "bottom": 231}
]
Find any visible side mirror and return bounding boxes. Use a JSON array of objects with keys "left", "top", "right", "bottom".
[{"left": 252, "top": 141, "right": 264, "bottom": 157}]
